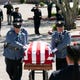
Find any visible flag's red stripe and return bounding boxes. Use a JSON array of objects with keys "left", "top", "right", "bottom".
[
  {"left": 27, "top": 42, "right": 33, "bottom": 63},
  {"left": 45, "top": 45, "right": 49, "bottom": 63},
  {"left": 36, "top": 41, "right": 40, "bottom": 64}
]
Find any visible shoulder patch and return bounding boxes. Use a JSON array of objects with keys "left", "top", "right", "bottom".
[
  {"left": 8, "top": 31, "right": 12, "bottom": 35},
  {"left": 52, "top": 31, "right": 57, "bottom": 36},
  {"left": 8, "top": 30, "right": 14, "bottom": 35}
]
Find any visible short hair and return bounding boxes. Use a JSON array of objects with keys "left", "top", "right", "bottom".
[
  {"left": 35, "top": 4, "right": 39, "bottom": 7},
  {"left": 67, "top": 44, "right": 80, "bottom": 62}
]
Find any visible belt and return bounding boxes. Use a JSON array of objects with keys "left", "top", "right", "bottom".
[
  {"left": 7, "top": 45, "right": 20, "bottom": 51},
  {"left": 4, "top": 42, "right": 20, "bottom": 51}
]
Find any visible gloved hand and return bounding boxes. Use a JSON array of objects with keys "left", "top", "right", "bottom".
[
  {"left": 23, "top": 45, "right": 28, "bottom": 50},
  {"left": 52, "top": 48, "right": 58, "bottom": 53}
]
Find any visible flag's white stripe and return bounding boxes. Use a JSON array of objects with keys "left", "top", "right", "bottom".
[
  {"left": 40, "top": 41, "right": 45, "bottom": 63},
  {"left": 24, "top": 41, "right": 53, "bottom": 64},
  {"left": 32, "top": 41, "right": 37, "bottom": 64}
]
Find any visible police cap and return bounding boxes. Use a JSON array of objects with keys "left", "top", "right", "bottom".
[
  {"left": 56, "top": 21, "right": 64, "bottom": 27},
  {"left": 13, "top": 22, "right": 21, "bottom": 28},
  {"left": 14, "top": 18, "right": 23, "bottom": 23}
]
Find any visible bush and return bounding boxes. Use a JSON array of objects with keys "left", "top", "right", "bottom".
[
  {"left": 51, "top": 12, "right": 56, "bottom": 17},
  {"left": 20, "top": 0, "right": 25, "bottom": 3},
  {"left": 39, "top": 2, "right": 45, "bottom": 7},
  {"left": 52, "top": 24, "right": 57, "bottom": 31},
  {"left": 78, "top": 8, "right": 80, "bottom": 15}
]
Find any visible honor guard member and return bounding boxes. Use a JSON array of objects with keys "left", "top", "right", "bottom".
[
  {"left": 49, "top": 44, "right": 80, "bottom": 80},
  {"left": 4, "top": 0, "right": 13, "bottom": 25},
  {"left": 51, "top": 21, "right": 71, "bottom": 70},
  {"left": 11, "top": 7, "right": 23, "bottom": 23},
  {"left": 47, "top": 0, "right": 53, "bottom": 18},
  {"left": 31, "top": 4, "right": 42, "bottom": 35},
  {"left": 3, "top": 20, "right": 28, "bottom": 80}
]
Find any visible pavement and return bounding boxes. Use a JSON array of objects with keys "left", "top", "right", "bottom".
[{"left": 0, "top": 3, "right": 80, "bottom": 80}]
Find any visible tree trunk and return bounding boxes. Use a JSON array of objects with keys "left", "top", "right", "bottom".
[{"left": 53, "top": 0, "right": 79, "bottom": 30}]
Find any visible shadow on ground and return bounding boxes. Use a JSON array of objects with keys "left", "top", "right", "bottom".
[{"left": 28, "top": 34, "right": 51, "bottom": 43}]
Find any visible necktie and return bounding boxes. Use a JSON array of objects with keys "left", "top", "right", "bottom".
[{"left": 59, "top": 33, "right": 62, "bottom": 40}]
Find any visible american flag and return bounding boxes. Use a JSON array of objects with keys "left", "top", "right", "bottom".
[{"left": 23, "top": 41, "right": 54, "bottom": 64}]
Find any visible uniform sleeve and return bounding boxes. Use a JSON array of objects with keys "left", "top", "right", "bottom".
[
  {"left": 21, "top": 28, "right": 28, "bottom": 45},
  {"left": 5, "top": 31, "right": 23, "bottom": 50},
  {"left": 51, "top": 32, "right": 57, "bottom": 50},
  {"left": 19, "top": 13, "right": 22, "bottom": 19},
  {"left": 10, "top": 4, "right": 13, "bottom": 9},
  {"left": 4, "top": 4, "right": 7, "bottom": 8},
  {"left": 31, "top": 7, "right": 35, "bottom": 12}
]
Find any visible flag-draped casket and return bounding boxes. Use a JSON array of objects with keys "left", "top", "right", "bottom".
[{"left": 23, "top": 41, "right": 54, "bottom": 64}]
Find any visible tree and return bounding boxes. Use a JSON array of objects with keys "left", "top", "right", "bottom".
[{"left": 53, "top": 0, "right": 79, "bottom": 30}]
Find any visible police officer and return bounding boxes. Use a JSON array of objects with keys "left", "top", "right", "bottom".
[
  {"left": 3, "top": 20, "right": 28, "bottom": 80},
  {"left": 49, "top": 44, "right": 80, "bottom": 80},
  {"left": 31, "top": 4, "right": 42, "bottom": 35},
  {"left": 4, "top": 0, "right": 13, "bottom": 25},
  {"left": 11, "top": 7, "right": 23, "bottom": 23},
  {"left": 0, "top": 8, "right": 3, "bottom": 36},
  {"left": 51, "top": 21, "right": 71, "bottom": 70},
  {"left": 47, "top": 0, "right": 53, "bottom": 18}
]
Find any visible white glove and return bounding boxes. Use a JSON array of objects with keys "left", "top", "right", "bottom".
[
  {"left": 52, "top": 48, "right": 58, "bottom": 53},
  {"left": 23, "top": 45, "right": 28, "bottom": 50}
]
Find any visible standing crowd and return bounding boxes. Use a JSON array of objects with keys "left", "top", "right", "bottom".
[{"left": 0, "top": 0, "right": 80, "bottom": 80}]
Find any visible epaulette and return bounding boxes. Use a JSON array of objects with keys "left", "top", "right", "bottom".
[
  {"left": 21, "top": 28, "right": 25, "bottom": 31},
  {"left": 8, "top": 31, "right": 12, "bottom": 35},
  {"left": 21, "top": 28, "right": 27, "bottom": 34},
  {"left": 52, "top": 31, "right": 57, "bottom": 36},
  {"left": 8, "top": 29, "right": 14, "bottom": 34},
  {"left": 62, "top": 30, "right": 69, "bottom": 35},
  {"left": 7, "top": 29, "right": 14, "bottom": 35}
]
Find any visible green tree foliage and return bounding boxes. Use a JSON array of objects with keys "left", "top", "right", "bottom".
[{"left": 20, "top": 0, "right": 25, "bottom": 3}]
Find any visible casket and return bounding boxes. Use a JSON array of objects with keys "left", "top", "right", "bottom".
[{"left": 23, "top": 41, "right": 54, "bottom": 64}]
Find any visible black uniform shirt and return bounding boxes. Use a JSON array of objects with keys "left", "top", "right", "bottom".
[
  {"left": 4, "top": 3, "right": 13, "bottom": 14},
  {"left": 31, "top": 8, "right": 42, "bottom": 20},
  {"left": 11, "top": 12, "right": 22, "bottom": 22}
]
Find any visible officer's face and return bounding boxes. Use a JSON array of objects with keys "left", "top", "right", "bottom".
[
  {"left": 14, "top": 27, "right": 20, "bottom": 34},
  {"left": 57, "top": 26, "right": 64, "bottom": 32},
  {"left": 36, "top": 5, "right": 39, "bottom": 9},
  {"left": 15, "top": 8, "right": 19, "bottom": 12}
]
